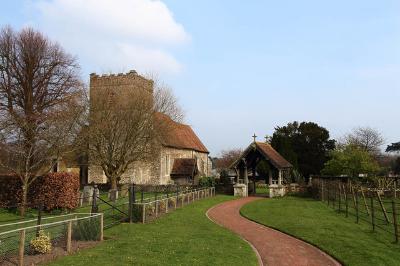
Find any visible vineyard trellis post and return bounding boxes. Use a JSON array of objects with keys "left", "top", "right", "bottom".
[
  {"left": 392, "top": 200, "right": 398, "bottom": 243},
  {"left": 371, "top": 195, "right": 375, "bottom": 231},
  {"left": 356, "top": 191, "right": 359, "bottom": 224},
  {"left": 338, "top": 182, "right": 341, "bottom": 212},
  {"left": 345, "top": 184, "right": 348, "bottom": 218},
  {"left": 376, "top": 191, "right": 390, "bottom": 224},
  {"left": 360, "top": 187, "right": 370, "bottom": 216}
]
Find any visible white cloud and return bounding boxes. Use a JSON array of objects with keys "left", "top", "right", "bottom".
[{"left": 27, "top": 0, "right": 189, "bottom": 75}]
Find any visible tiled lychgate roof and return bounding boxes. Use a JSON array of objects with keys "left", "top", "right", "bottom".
[
  {"left": 255, "top": 142, "right": 293, "bottom": 169},
  {"left": 155, "top": 113, "right": 209, "bottom": 153},
  {"left": 231, "top": 141, "right": 293, "bottom": 170},
  {"left": 170, "top": 158, "right": 198, "bottom": 176}
]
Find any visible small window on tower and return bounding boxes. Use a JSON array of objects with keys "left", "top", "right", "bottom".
[{"left": 52, "top": 159, "right": 58, "bottom": 173}]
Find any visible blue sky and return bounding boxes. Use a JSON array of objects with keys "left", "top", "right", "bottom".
[{"left": 1, "top": 0, "right": 399, "bottom": 155}]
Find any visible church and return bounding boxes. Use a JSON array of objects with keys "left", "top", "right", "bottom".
[{"left": 85, "top": 70, "right": 212, "bottom": 186}]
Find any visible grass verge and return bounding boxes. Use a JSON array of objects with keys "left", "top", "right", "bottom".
[
  {"left": 47, "top": 195, "right": 258, "bottom": 266},
  {"left": 240, "top": 196, "right": 400, "bottom": 266}
]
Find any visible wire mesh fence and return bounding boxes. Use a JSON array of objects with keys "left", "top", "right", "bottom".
[
  {"left": 312, "top": 178, "right": 400, "bottom": 244},
  {"left": 0, "top": 213, "right": 103, "bottom": 265},
  {"left": 132, "top": 187, "right": 215, "bottom": 223}
]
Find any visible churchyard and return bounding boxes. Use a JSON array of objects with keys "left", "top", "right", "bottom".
[{"left": 0, "top": 3, "right": 399, "bottom": 264}]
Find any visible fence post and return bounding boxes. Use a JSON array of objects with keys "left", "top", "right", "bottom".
[
  {"left": 67, "top": 220, "right": 72, "bottom": 253},
  {"left": 100, "top": 213, "right": 104, "bottom": 241},
  {"left": 91, "top": 184, "right": 98, "bottom": 214},
  {"left": 327, "top": 183, "right": 330, "bottom": 206},
  {"left": 321, "top": 179, "right": 324, "bottom": 201},
  {"left": 128, "top": 184, "right": 133, "bottom": 223},
  {"left": 155, "top": 201, "right": 158, "bottom": 217},
  {"left": 338, "top": 183, "right": 341, "bottom": 212},
  {"left": 356, "top": 191, "right": 359, "bottom": 224},
  {"left": 360, "top": 186, "right": 370, "bottom": 216},
  {"left": 18, "top": 229, "right": 25, "bottom": 266},
  {"left": 141, "top": 189, "right": 144, "bottom": 203},
  {"left": 371, "top": 196, "right": 375, "bottom": 231},
  {"left": 345, "top": 184, "right": 348, "bottom": 217},
  {"left": 333, "top": 184, "right": 336, "bottom": 209},
  {"left": 142, "top": 204, "right": 146, "bottom": 224},
  {"left": 392, "top": 200, "right": 398, "bottom": 243},
  {"left": 376, "top": 191, "right": 390, "bottom": 224},
  {"left": 165, "top": 199, "right": 168, "bottom": 213},
  {"left": 36, "top": 202, "right": 43, "bottom": 236}
]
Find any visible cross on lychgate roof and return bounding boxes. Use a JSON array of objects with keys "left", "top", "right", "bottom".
[{"left": 252, "top": 133, "right": 257, "bottom": 142}]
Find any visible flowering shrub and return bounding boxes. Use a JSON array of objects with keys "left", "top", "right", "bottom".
[{"left": 30, "top": 230, "right": 52, "bottom": 254}]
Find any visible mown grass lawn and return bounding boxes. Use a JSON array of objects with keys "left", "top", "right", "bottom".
[
  {"left": 241, "top": 197, "right": 400, "bottom": 266},
  {"left": 47, "top": 195, "right": 258, "bottom": 266}
]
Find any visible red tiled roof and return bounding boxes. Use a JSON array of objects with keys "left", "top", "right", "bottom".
[
  {"left": 155, "top": 113, "right": 209, "bottom": 153},
  {"left": 170, "top": 158, "right": 198, "bottom": 176},
  {"left": 255, "top": 142, "right": 292, "bottom": 169}
]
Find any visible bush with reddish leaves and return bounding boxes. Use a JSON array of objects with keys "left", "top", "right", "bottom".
[
  {"left": 31, "top": 172, "right": 80, "bottom": 211},
  {"left": 0, "top": 172, "right": 80, "bottom": 211}
]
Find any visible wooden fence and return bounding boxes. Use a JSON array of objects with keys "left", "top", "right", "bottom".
[{"left": 311, "top": 178, "right": 400, "bottom": 243}]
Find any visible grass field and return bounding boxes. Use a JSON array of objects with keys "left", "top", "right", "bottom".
[
  {"left": 241, "top": 197, "right": 400, "bottom": 266},
  {"left": 46, "top": 195, "right": 257, "bottom": 266}
]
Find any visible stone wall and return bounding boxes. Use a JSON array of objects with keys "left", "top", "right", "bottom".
[{"left": 88, "top": 146, "right": 211, "bottom": 185}]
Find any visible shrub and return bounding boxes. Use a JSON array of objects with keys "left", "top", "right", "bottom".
[
  {"left": 72, "top": 218, "right": 100, "bottom": 241},
  {"left": 198, "top": 176, "right": 216, "bottom": 187},
  {"left": 31, "top": 172, "right": 80, "bottom": 211},
  {"left": 30, "top": 230, "right": 52, "bottom": 254},
  {"left": 0, "top": 172, "right": 79, "bottom": 211}
]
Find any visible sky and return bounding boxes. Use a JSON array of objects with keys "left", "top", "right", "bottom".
[{"left": 1, "top": 0, "right": 399, "bottom": 155}]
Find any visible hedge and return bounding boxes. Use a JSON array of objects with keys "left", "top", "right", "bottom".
[{"left": 0, "top": 172, "right": 80, "bottom": 211}]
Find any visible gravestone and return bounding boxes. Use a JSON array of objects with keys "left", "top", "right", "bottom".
[{"left": 83, "top": 186, "right": 94, "bottom": 204}]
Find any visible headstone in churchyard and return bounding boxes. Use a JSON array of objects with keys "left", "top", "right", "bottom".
[{"left": 83, "top": 186, "right": 94, "bottom": 204}]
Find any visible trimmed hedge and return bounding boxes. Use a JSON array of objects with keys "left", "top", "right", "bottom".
[
  {"left": 0, "top": 172, "right": 80, "bottom": 211},
  {"left": 0, "top": 175, "right": 22, "bottom": 207}
]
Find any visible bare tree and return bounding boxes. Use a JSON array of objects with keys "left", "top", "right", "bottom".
[
  {"left": 146, "top": 73, "right": 184, "bottom": 123},
  {"left": 343, "top": 127, "right": 384, "bottom": 155},
  {"left": 0, "top": 26, "right": 84, "bottom": 215},
  {"left": 214, "top": 149, "right": 243, "bottom": 171}
]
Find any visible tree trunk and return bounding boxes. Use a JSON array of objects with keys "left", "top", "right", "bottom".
[
  {"left": 111, "top": 177, "right": 118, "bottom": 190},
  {"left": 20, "top": 183, "right": 28, "bottom": 216}
]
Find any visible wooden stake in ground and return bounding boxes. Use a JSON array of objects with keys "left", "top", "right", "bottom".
[
  {"left": 360, "top": 186, "right": 370, "bottom": 216},
  {"left": 392, "top": 200, "right": 399, "bottom": 243},
  {"left": 376, "top": 191, "right": 390, "bottom": 224},
  {"left": 18, "top": 229, "right": 25, "bottom": 266}
]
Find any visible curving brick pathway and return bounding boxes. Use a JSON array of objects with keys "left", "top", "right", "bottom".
[{"left": 207, "top": 197, "right": 341, "bottom": 266}]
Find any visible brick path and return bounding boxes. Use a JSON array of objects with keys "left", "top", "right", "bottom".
[{"left": 207, "top": 197, "right": 341, "bottom": 266}]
